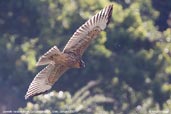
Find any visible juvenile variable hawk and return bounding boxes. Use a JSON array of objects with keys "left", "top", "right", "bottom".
[{"left": 25, "top": 5, "right": 113, "bottom": 99}]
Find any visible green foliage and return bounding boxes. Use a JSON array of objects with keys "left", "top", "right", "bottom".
[
  {"left": 0, "top": 0, "right": 171, "bottom": 113},
  {"left": 19, "top": 81, "right": 114, "bottom": 114}
]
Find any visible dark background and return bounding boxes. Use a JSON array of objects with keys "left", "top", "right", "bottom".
[{"left": 0, "top": 0, "right": 171, "bottom": 113}]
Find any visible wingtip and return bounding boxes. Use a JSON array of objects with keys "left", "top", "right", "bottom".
[
  {"left": 25, "top": 92, "right": 36, "bottom": 100},
  {"left": 25, "top": 94, "right": 29, "bottom": 100},
  {"left": 106, "top": 4, "right": 113, "bottom": 25}
]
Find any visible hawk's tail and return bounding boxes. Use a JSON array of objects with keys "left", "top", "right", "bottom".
[{"left": 36, "top": 46, "right": 61, "bottom": 66}]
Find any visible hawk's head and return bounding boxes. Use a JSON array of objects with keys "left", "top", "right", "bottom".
[{"left": 73, "top": 60, "right": 85, "bottom": 68}]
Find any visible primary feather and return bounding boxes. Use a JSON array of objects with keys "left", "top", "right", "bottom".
[{"left": 63, "top": 4, "right": 113, "bottom": 56}]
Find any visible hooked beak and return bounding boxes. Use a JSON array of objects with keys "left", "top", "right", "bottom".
[{"left": 80, "top": 60, "right": 85, "bottom": 68}]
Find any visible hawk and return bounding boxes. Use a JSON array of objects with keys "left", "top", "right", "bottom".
[{"left": 25, "top": 5, "right": 113, "bottom": 99}]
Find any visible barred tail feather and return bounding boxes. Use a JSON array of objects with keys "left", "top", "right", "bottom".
[{"left": 36, "top": 46, "right": 61, "bottom": 66}]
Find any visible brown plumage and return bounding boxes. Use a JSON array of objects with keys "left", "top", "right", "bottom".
[{"left": 25, "top": 5, "right": 113, "bottom": 99}]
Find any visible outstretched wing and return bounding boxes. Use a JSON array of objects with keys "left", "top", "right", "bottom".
[
  {"left": 63, "top": 5, "right": 113, "bottom": 56},
  {"left": 25, "top": 64, "right": 68, "bottom": 99}
]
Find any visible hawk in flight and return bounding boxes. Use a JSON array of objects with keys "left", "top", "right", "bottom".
[{"left": 25, "top": 5, "right": 113, "bottom": 99}]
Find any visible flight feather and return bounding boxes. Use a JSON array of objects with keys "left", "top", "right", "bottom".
[{"left": 63, "top": 5, "right": 113, "bottom": 56}]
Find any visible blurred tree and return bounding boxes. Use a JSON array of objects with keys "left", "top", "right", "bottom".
[
  {"left": 152, "top": 0, "right": 171, "bottom": 31},
  {"left": 0, "top": 0, "right": 170, "bottom": 113},
  {"left": 19, "top": 81, "right": 114, "bottom": 114}
]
